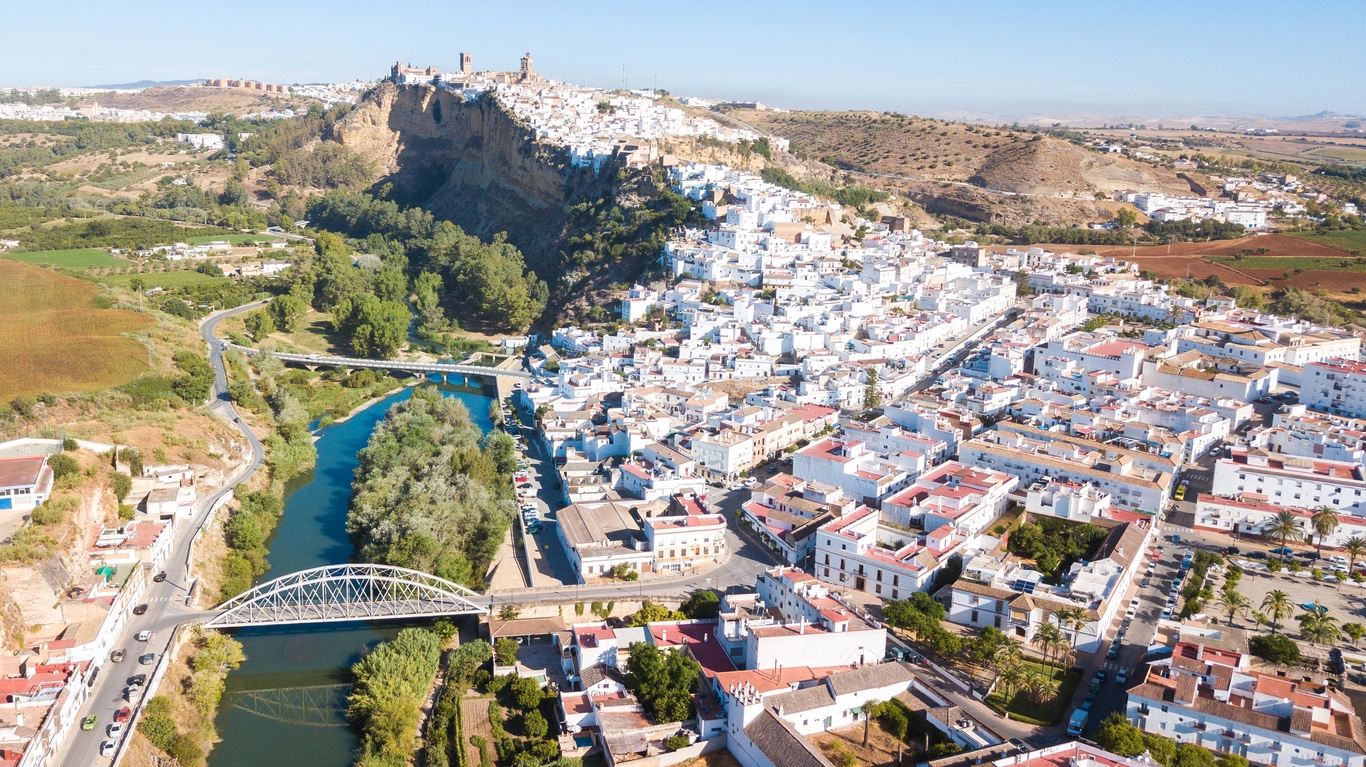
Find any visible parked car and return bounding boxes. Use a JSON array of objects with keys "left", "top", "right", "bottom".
[
  {"left": 139, "top": 653, "right": 155, "bottom": 665},
  {"left": 128, "top": 674, "right": 146, "bottom": 686},
  {"left": 1095, "top": 670, "right": 1108, "bottom": 684},
  {"left": 1106, "top": 645, "right": 1119, "bottom": 660},
  {"left": 114, "top": 707, "right": 131, "bottom": 723},
  {"left": 1141, "top": 577, "right": 1151, "bottom": 587},
  {"left": 1270, "top": 547, "right": 1294, "bottom": 556},
  {"left": 1247, "top": 551, "right": 1267, "bottom": 560},
  {"left": 153, "top": 572, "right": 167, "bottom": 583},
  {"left": 81, "top": 715, "right": 97, "bottom": 731},
  {"left": 107, "top": 723, "right": 123, "bottom": 738},
  {"left": 132, "top": 604, "right": 148, "bottom": 616},
  {"left": 1173, "top": 484, "right": 1188, "bottom": 501},
  {"left": 1161, "top": 607, "right": 1173, "bottom": 619},
  {"left": 1116, "top": 668, "right": 1129, "bottom": 684},
  {"left": 136, "top": 630, "right": 153, "bottom": 642},
  {"left": 111, "top": 649, "right": 125, "bottom": 663},
  {"left": 100, "top": 741, "right": 117, "bottom": 757}
]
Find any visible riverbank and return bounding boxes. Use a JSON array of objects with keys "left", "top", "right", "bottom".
[{"left": 206, "top": 383, "right": 499, "bottom": 767}]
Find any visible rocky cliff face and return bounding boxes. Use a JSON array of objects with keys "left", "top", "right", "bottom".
[{"left": 333, "top": 82, "right": 611, "bottom": 277}]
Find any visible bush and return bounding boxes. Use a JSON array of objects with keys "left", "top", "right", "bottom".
[
  {"left": 523, "top": 709, "right": 548, "bottom": 739},
  {"left": 110, "top": 471, "right": 132, "bottom": 502},
  {"left": 47, "top": 453, "right": 80, "bottom": 481},
  {"left": 495, "top": 637, "right": 520, "bottom": 667},
  {"left": 664, "top": 734, "right": 691, "bottom": 752},
  {"left": 1249, "top": 634, "right": 1301, "bottom": 664},
  {"left": 61, "top": 437, "right": 79, "bottom": 451}
]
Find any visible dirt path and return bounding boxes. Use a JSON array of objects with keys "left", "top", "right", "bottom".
[{"left": 462, "top": 694, "right": 495, "bottom": 767}]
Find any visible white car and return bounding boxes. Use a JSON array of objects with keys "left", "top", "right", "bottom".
[
  {"left": 107, "top": 722, "right": 124, "bottom": 738},
  {"left": 1129, "top": 598, "right": 1141, "bottom": 609},
  {"left": 136, "top": 630, "right": 153, "bottom": 642},
  {"left": 100, "top": 741, "right": 117, "bottom": 757}
]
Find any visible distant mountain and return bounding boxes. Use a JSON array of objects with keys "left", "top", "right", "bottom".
[
  {"left": 85, "top": 79, "right": 202, "bottom": 90},
  {"left": 1281, "top": 110, "right": 1365, "bottom": 122}
]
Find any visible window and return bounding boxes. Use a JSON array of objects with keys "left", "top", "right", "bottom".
[
  {"left": 824, "top": 568, "right": 830, "bottom": 577},
  {"left": 893, "top": 574, "right": 899, "bottom": 586},
  {"left": 971, "top": 610, "right": 979, "bottom": 622}
]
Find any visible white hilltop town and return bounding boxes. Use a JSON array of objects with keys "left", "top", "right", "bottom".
[{"left": 5, "top": 51, "right": 1366, "bottom": 767}]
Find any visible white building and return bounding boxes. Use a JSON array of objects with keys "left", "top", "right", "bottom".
[{"left": 1303, "top": 359, "right": 1366, "bottom": 419}]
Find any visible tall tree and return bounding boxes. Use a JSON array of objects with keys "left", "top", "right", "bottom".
[
  {"left": 1266, "top": 510, "right": 1304, "bottom": 562},
  {"left": 1312, "top": 506, "right": 1340, "bottom": 557},
  {"left": 1344, "top": 537, "right": 1366, "bottom": 573},
  {"left": 1261, "top": 590, "right": 1294, "bottom": 635},
  {"left": 1216, "top": 591, "right": 1250, "bottom": 627},
  {"left": 1298, "top": 605, "right": 1341, "bottom": 647}
]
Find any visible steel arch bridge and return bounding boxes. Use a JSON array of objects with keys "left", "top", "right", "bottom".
[{"left": 204, "top": 564, "right": 488, "bottom": 628}]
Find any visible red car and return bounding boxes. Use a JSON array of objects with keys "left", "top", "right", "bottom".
[{"left": 114, "top": 707, "right": 131, "bottom": 723}]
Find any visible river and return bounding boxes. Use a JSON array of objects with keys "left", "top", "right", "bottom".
[{"left": 207, "top": 382, "right": 494, "bottom": 767}]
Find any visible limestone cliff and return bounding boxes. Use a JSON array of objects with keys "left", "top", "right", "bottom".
[{"left": 332, "top": 82, "right": 612, "bottom": 277}]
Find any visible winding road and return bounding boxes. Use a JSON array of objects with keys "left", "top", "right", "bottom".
[{"left": 54, "top": 302, "right": 268, "bottom": 767}]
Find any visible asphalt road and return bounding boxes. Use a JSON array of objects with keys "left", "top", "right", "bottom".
[{"left": 54, "top": 302, "right": 267, "bottom": 767}]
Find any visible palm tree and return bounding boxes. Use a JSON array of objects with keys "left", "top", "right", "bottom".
[
  {"left": 1047, "top": 631, "right": 1073, "bottom": 670},
  {"left": 1032, "top": 622, "right": 1063, "bottom": 667},
  {"left": 1216, "top": 591, "right": 1250, "bottom": 627},
  {"left": 1023, "top": 667, "right": 1051, "bottom": 703},
  {"left": 1054, "top": 607, "right": 1090, "bottom": 651},
  {"left": 993, "top": 637, "right": 1023, "bottom": 672},
  {"left": 1261, "top": 590, "right": 1294, "bottom": 634},
  {"left": 998, "top": 663, "right": 1026, "bottom": 700},
  {"left": 1344, "top": 537, "right": 1366, "bottom": 574},
  {"left": 1312, "top": 506, "right": 1341, "bottom": 557},
  {"left": 1266, "top": 510, "right": 1304, "bottom": 562},
  {"left": 1298, "top": 605, "right": 1341, "bottom": 648}
]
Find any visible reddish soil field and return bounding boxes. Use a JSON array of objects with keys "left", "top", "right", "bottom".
[{"left": 1027, "top": 234, "right": 1361, "bottom": 295}]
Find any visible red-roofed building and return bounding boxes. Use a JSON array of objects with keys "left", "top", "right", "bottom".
[
  {"left": 792, "top": 439, "right": 911, "bottom": 507},
  {"left": 0, "top": 455, "right": 52, "bottom": 513},
  {"left": 881, "top": 461, "right": 1017, "bottom": 537},
  {"left": 1127, "top": 650, "right": 1366, "bottom": 766},
  {"left": 1211, "top": 446, "right": 1366, "bottom": 518}
]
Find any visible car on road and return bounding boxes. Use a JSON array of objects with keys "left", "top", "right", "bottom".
[
  {"left": 1106, "top": 645, "right": 1119, "bottom": 660},
  {"left": 133, "top": 604, "right": 148, "bottom": 615},
  {"left": 81, "top": 715, "right": 97, "bottom": 731},
  {"left": 1117, "top": 667, "right": 1129, "bottom": 684},
  {"left": 1247, "top": 551, "right": 1267, "bottom": 560},
  {"left": 1223, "top": 546, "right": 1240, "bottom": 555},
  {"left": 1174, "top": 484, "right": 1188, "bottom": 501},
  {"left": 100, "top": 741, "right": 117, "bottom": 757},
  {"left": 136, "top": 630, "right": 154, "bottom": 642},
  {"left": 1141, "top": 577, "right": 1151, "bottom": 587},
  {"left": 1095, "top": 669, "right": 1108, "bottom": 684},
  {"left": 128, "top": 674, "right": 147, "bottom": 686},
  {"left": 153, "top": 572, "right": 167, "bottom": 583},
  {"left": 114, "top": 707, "right": 131, "bottom": 723},
  {"left": 1129, "top": 597, "right": 1141, "bottom": 609},
  {"left": 1079, "top": 693, "right": 1095, "bottom": 711},
  {"left": 107, "top": 722, "right": 123, "bottom": 738},
  {"left": 139, "top": 653, "right": 155, "bottom": 665},
  {"left": 111, "top": 649, "right": 125, "bottom": 663},
  {"left": 1161, "top": 607, "right": 1173, "bottom": 619}
]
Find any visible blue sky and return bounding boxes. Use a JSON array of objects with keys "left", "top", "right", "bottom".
[{"left": 4, "top": 0, "right": 1362, "bottom": 117}]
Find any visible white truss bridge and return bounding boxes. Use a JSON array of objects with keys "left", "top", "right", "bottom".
[{"left": 204, "top": 564, "right": 489, "bottom": 628}]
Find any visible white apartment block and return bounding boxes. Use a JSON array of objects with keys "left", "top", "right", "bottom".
[
  {"left": 959, "top": 424, "right": 1177, "bottom": 513},
  {"left": 1211, "top": 448, "right": 1366, "bottom": 516},
  {"left": 1127, "top": 651, "right": 1366, "bottom": 767},
  {"left": 792, "top": 438, "right": 913, "bottom": 507},
  {"left": 1303, "top": 359, "right": 1366, "bottom": 418},
  {"left": 1194, "top": 493, "right": 1366, "bottom": 550}
]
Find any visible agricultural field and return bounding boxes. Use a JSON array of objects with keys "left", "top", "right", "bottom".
[
  {"left": 0, "top": 260, "right": 153, "bottom": 401},
  {"left": 2, "top": 248, "right": 128, "bottom": 269},
  {"left": 185, "top": 233, "right": 284, "bottom": 246},
  {"left": 98, "top": 269, "right": 229, "bottom": 289},
  {"left": 1289, "top": 229, "right": 1366, "bottom": 254}
]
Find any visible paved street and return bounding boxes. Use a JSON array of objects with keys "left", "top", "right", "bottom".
[{"left": 55, "top": 303, "right": 267, "bottom": 767}]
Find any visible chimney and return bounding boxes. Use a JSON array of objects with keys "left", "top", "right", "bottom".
[{"left": 661, "top": 628, "right": 667, "bottom": 642}]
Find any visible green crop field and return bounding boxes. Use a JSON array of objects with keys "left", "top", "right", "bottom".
[
  {"left": 3, "top": 248, "right": 127, "bottom": 268},
  {"left": 0, "top": 260, "right": 154, "bottom": 401},
  {"left": 185, "top": 233, "right": 284, "bottom": 246},
  {"left": 1208, "top": 255, "right": 1366, "bottom": 271},
  {"left": 1288, "top": 230, "right": 1366, "bottom": 254},
  {"left": 1304, "top": 146, "right": 1366, "bottom": 165},
  {"left": 99, "top": 270, "right": 228, "bottom": 289}
]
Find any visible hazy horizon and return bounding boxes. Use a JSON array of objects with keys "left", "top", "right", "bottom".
[{"left": 3, "top": 0, "right": 1363, "bottom": 120}]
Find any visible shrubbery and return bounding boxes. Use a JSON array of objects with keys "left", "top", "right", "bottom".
[
  {"left": 348, "top": 387, "right": 515, "bottom": 588},
  {"left": 349, "top": 628, "right": 443, "bottom": 767}
]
